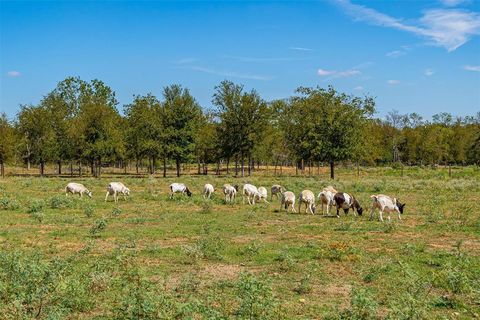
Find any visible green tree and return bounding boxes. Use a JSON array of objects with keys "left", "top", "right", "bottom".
[
  {"left": 124, "top": 94, "right": 162, "bottom": 174},
  {"left": 282, "top": 86, "right": 374, "bottom": 179},
  {"left": 213, "top": 80, "right": 269, "bottom": 176},
  {"left": 194, "top": 112, "right": 219, "bottom": 175},
  {"left": 16, "top": 105, "right": 56, "bottom": 175},
  {"left": 0, "top": 113, "right": 15, "bottom": 178},
  {"left": 162, "top": 84, "right": 202, "bottom": 177},
  {"left": 75, "top": 79, "right": 124, "bottom": 177}
]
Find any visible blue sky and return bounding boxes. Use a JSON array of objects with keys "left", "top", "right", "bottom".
[{"left": 1, "top": 0, "right": 479, "bottom": 120}]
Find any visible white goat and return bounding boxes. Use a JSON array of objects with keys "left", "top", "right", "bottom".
[
  {"left": 299, "top": 190, "right": 316, "bottom": 214},
  {"left": 203, "top": 183, "right": 215, "bottom": 199},
  {"left": 223, "top": 184, "right": 238, "bottom": 203},
  {"left": 65, "top": 182, "right": 92, "bottom": 198},
  {"left": 105, "top": 182, "right": 130, "bottom": 202},
  {"left": 243, "top": 184, "right": 260, "bottom": 205},
  {"left": 256, "top": 187, "right": 269, "bottom": 203},
  {"left": 317, "top": 186, "right": 338, "bottom": 216},
  {"left": 370, "top": 194, "right": 405, "bottom": 222},
  {"left": 281, "top": 191, "right": 296, "bottom": 213},
  {"left": 169, "top": 183, "right": 192, "bottom": 199}
]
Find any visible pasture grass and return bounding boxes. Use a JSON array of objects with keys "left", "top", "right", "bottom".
[{"left": 0, "top": 167, "right": 479, "bottom": 319}]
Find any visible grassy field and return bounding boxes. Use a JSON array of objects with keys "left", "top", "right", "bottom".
[{"left": 0, "top": 167, "right": 479, "bottom": 319}]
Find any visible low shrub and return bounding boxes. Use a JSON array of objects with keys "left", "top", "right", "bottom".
[
  {"left": 0, "top": 196, "right": 20, "bottom": 210},
  {"left": 340, "top": 286, "right": 378, "bottom": 320},
  {"left": 89, "top": 219, "right": 107, "bottom": 236},
  {"left": 84, "top": 204, "right": 95, "bottom": 218},
  {"left": 235, "top": 273, "right": 278, "bottom": 319},
  {"left": 49, "top": 195, "right": 73, "bottom": 209}
]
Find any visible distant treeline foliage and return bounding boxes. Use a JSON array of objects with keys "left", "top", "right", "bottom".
[{"left": 0, "top": 77, "right": 479, "bottom": 178}]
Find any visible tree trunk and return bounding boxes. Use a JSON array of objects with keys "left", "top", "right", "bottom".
[
  {"left": 241, "top": 153, "right": 245, "bottom": 177},
  {"left": 274, "top": 158, "right": 278, "bottom": 176},
  {"left": 136, "top": 158, "right": 139, "bottom": 174},
  {"left": 308, "top": 160, "right": 311, "bottom": 176},
  {"left": 330, "top": 161, "right": 335, "bottom": 179},
  {"left": 235, "top": 155, "right": 238, "bottom": 176},
  {"left": 295, "top": 161, "right": 298, "bottom": 176},
  {"left": 248, "top": 155, "right": 251, "bottom": 176},
  {"left": 226, "top": 158, "right": 229, "bottom": 175},
  {"left": 70, "top": 161, "right": 73, "bottom": 177},
  {"left": 97, "top": 158, "right": 102, "bottom": 178},
  {"left": 356, "top": 161, "right": 360, "bottom": 177},
  {"left": 216, "top": 161, "right": 220, "bottom": 175},
  {"left": 163, "top": 157, "right": 167, "bottom": 178},
  {"left": 58, "top": 161, "right": 62, "bottom": 175},
  {"left": 90, "top": 160, "right": 94, "bottom": 176},
  {"left": 301, "top": 159, "right": 305, "bottom": 175},
  {"left": 176, "top": 158, "right": 181, "bottom": 177},
  {"left": 0, "top": 160, "right": 4, "bottom": 178},
  {"left": 317, "top": 162, "right": 320, "bottom": 176},
  {"left": 124, "top": 161, "right": 127, "bottom": 174},
  {"left": 79, "top": 161, "right": 83, "bottom": 177},
  {"left": 449, "top": 163, "right": 452, "bottom": 178},
  {"left": 152, "top": 155, "right": 156, "bottom": 175},
  {"left": 40, "top": 160, "right": 45, "bottom": 176},
  {"left": 27, "top": 158, "right": 31, "bottom": 171}
]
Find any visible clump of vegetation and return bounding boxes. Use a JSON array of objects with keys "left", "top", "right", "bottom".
[
  {"left": 83, "top": 204, "right": 95, "bottom": 218},
  {"left": 182, "top": 226, "right": 225, "bottom": 262},
  {"left": 27, "top": 199, "right": 45, "bottom": 223},
  {"left": 340, "top": 286, "right": 378, "bottom": 320},
  {"left": 111, "top": 266, "right": 176, "bottom": 319},
  {"left": 241, "top": 240, "right": 262, "bottom": 261},
  {"left": 235, "top": 273, "right": 278, "bottom": 319},
  {"left": 49, "top": 195, "right": 73, "bottom": 209},
  {"left": 0, "top": 196, "right": 20, "bottom": 210},
  {"left": 275, "top": 248, "right": 296, "bottom": 272},
  {"left": 0, "top": 251, "right": 94, "bottom": 319},
  {"left": 89, "top": 218, "right": 107, "bottom": 236},
  {"left": 27, "top": 199, "right": 45, "bottom": 214},
  {"left": 112, "top": 207, "right": 122, "bottom": 216}
]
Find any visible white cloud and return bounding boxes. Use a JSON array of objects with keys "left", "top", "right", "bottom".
[
  {"left": 387, "top": 79, "right": 401, "bottom": 85},
  {"left": 386, "top": 50, "right": 406, "bottom": 58},
  {"left": 187, "top": 66, "right": 272, "bottom": 81},
  {"left": 463, "top": 65, "right": 480, "bottom": 71},
  {"left": 424, "top": 69, "right": 435, "bottom": 76},
  {"left": 440, "top": 0, "right": 469, "bottom": 7},
  {"left": 7, "top": 71, "right": 21, "bottom": 77},
  {"left": 317, "top": 68, "right": 361, "bottom": 79},
  {"left": 289, "top": 47, "right": 314, "bottom": 51},
  {"left": 354, "top": 86, "right": 364, "bottom": 90},
  {"left": 317, "top": 68, "right": 335, "bottom": 76},
  {"left": 334, "top": 0, "right": 480, "bottom": 51}
]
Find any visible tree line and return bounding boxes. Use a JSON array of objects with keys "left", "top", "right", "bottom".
[{"left": 0, "top": 76, "right": 479, "bottom": 179}]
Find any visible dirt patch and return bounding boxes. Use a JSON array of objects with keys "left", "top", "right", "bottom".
[{"left": 202, "top": 263, "right": 243, "bottom": 280}]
